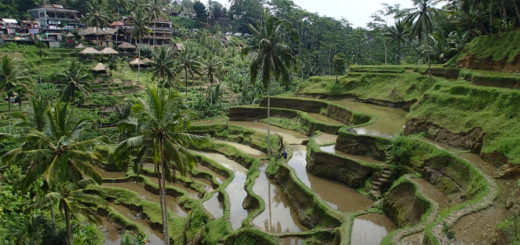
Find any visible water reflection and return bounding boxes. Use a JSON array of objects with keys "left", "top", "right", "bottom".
[
  {"left": 287, "top": 145, "right": 373, "bottom": 212},
  {"left": 252, "top": 163, "right": 306, "bottom": 233},
  {"left": 214, "top": 139, "right": 267, "bottom": 159},
  {"left": 351, "top": 214, "right": 395, "bottom": 245},
  {"left": 203, "top": 192, "right": 224, "bottom": 219}
]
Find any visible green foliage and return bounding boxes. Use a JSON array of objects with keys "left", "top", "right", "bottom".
[
  {"left": 497, "top": 214, "right": 520, "bottom": 244},
  {"left": 460, "top": 31, "right": 520, "bottom": 63},
  {"left": 223, "top": 228, "right": 279, "bottom": 245}
]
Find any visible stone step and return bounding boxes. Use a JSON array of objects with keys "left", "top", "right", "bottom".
[
  {"left": 380, "top": 173, "right": 391, "bottom": 178},
  {"left": 372, "top": 181, "right": 382, "bottom": 186}
]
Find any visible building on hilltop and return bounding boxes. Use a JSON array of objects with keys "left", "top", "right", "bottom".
[
  {"left": 28, "top": 5, "right": 80, "bottom": 32},
  {"left": 120, "top": 17, "right": 173, "bottom": 47}
]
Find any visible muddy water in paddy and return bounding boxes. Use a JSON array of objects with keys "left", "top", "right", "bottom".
[
  {"left": 330, "top": 99, "right": 407, "bottom": 138},
  {"left": 203, "top": 192, "right": 224, "bottom": 219},
  {"left": 320, "top": 145, "right": 384, "bottom": 164},
  {"left": 229, "top": 121, "right": 308, "bottom": 145},
  {"left": 280, "top": 237, "right": 305, "bottom": 245},
  {"left": 192, "top": 151, "right": 249, "bottom": 230},
  {"left": 288, "top": 145, "right": 373, "bottom": 212},
  {"left": 252, "top": 163, "right": 306, "bottom": 233},
  {"left": 307, "top": 113, "right": 343, "bottom": 125},
  {"left": 214, "top": 139, "right": 267, "bottom": 158},
  {"left": 96, "top": 167, "right": 126, "bottom": 179},
  {"left": 100, "top": 216, "right": 121, "bottom": 245},
  {"left": 351, "top": 214, "right": 395, "bottom": 245},
  {"left": 111, "top": 204, "right": 164, "bottom": 245},
  {"left": 102, "top": 182, "right": 187, "bottom": 217},
  {"left": 144, "top": 175, "right": 200, "bottom": 199}
]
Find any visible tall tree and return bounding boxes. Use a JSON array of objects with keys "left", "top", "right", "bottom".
[
  {"left": 0, "top": 56, "right": 31, "bottom": 112},
  {"left": 131, "top": 8, "right": 151, "bottom": 84},
  {"left": 175, "top": 47, "right": 201, "bottom": 96},
  {"left": 115, "top": 86, "right": 203, "bottom": 245},
  {"left": 83, "top": 0, "right": 110, "bottom": 47},
  {"left": 150, "top": 47, "right": 177, "bottom": 88},
  {"left": 242, "top": 12, "right": 296, "bottom": 155},
  {"left": 59, "top": 61, "right": 91, "bottom": 104},
  {"left": 332, "top": 54, "right": 347, "bottom": 83},
  {"left": 203, "top": 55, "right": 223, "bottom": 105},
  {"left": 34, "top": 180, "right": 106, "bottom": 245},
  {"left": 404, "top": 0, "right": 441, "bottom": 79},
  {"left": 147, "top": 0, "right": 167, "bottom": 46},
  {"left": 385, "top": 19, "right": 408, "bottom": 64}
]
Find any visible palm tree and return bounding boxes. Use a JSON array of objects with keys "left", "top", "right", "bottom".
[
  {"left": 147, "top": 0, "right": 167, "bottom": 47},
  {"left": 11, "top": 96, "right": 48, "bottom": 131},
  {"left": 385, "top": 19, "right": 408, "bottom": 64},
  {"left": 59, "top": 61, "right": 91, "bottom": 104},
  {"left": 175, "top": 48, "right": 201, "bottom": 96},
  {"left": 2, "top": 102, "right": 106, "bottom": 189},
  {"left": 114, "top": 86, "right": 203, "bottom": 245},
  {"left": 203, "top": 55, "right": 222, "bottom": 105},
  {"left": 34, "top": 179, "right": 106, "bottom": 245},
  {"left": 403, "top": 0, "right": 441, "bottom": 79},
  {"left": 150, "top": 47, "right": 177, "bottom": 88},
  {"left": 131, "top": 9, "right": 151, "bottom": 84},
  {"left": 0, "top": 56, "right": 31, "bottom": 111},
  {"left": 241, "top": 13, "right": 295, "bottom": 155},
  {"left": 83, "top": 0, "right": 110, "bottom": 47}
]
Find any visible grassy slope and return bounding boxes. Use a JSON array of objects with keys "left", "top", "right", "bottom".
[
  {"left": 458, "top": 31, "right": 520, "bottom": 63},
  {"left": 298, "top": 73, "right": 440, "bottom": 102},
  {"left": 297, "top": 68, "right": 520, "bottom": 164},
  {"left": 408, "top": 82, "right": 520, "bottom": 164}
]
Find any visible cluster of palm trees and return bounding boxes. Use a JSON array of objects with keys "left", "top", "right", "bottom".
[{"left": 149, "top": 44, "right": 223, "bottom": 98}]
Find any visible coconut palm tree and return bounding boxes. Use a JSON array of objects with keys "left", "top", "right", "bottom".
[
  {"left": 114, "top": 86, "right": 203, "bottom": 245},
  {"left": 384, "top": 19, "right": 408, "bottom": 64},
  {"left": 59, "top": 61, "right": 91, "bottom": 104},
  {"left": 0, "top": 56, "right": 31, "bottom": 111},
  {"left": 10, "top": 96, "right": 48, "bottom": 131},
  {"left": 147, "top": 0, "right": 167, "bottom": 47},
  {"left": 34, "top": 179, "right": 106, "bottom": 245},
  {"left": 131, "top": 8, "right": 151, "bottom": 84},
  {"left": 203, "top": 55, "right": 222, "bottom": 85},
  {"left": 241, "top": 13, "right": 296, "bottom": 155},
  {"left": 2, "top": 102, "right": 106, "bottom": 189},
  {"left": 403, "top": 0, "right": 442, "bottom": 79},
  {"left": 175, "top": 48, "right": 201, "bottom": 96},
  {"left": 83, "top": 0, "right": 110, "bottom": 47},
  {"left": 150, "top": 47, "right": 177, "bottom": 88}
]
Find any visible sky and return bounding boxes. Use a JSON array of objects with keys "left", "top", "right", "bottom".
[{"left": 210, "top": 0, "right": 415, "bottom": 28}]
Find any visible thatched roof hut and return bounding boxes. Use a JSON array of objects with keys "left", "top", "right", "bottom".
[
  {"left": 80, "top": 47, "right": 101, "bottom": 55},
  {"left": 65, "top": 32, "right": 75, "bottom": 37},
  {"left": 117, "top": 42, "right": 136, "bottom": 50},
  {"left": 129, "top": 58, "right": 151, "bottom": 68},
  {"left": 172, "top": 43, "right": 185, "bottom": 51},
  {"left": 91, "top": 63, "right": 107, "bottom": 73},
  {"left": 74, "top": 43, "right": 86, "bottom": 49},
  {"left": 100, "top": 47, "right": 118, "bottom": 55}
]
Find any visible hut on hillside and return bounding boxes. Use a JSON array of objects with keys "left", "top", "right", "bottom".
[
  {"left": 74, "top": 43, "right": 85, "bottom": 49},
  {"left": 91, "top": 63, "right": 107, "bottom": 74},
  {"left": 117, "top": 42, "right": 136, "bottom": 52},
  {"left": 80, "top": 47, "right": 101, "bottom": 55},
  {"left": 100, "top": 47, "right": 118, "bottom": 55},
  {"left": 129, "top": 58, "right": 151, "bottom": 68},
  {"left": 172, "top": 43, "right": 185, "bottom": 52}
]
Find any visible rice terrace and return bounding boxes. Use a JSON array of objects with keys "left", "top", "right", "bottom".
[{"left": 0, "top": 0, "right": 519, "bottom": 244}]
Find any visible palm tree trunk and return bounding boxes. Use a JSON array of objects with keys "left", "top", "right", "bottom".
[
  {"left": 159, "top": 145, "right": 170, "bottom": 245},
  {"left": 7, "top": 101, "right": 11, "bottom": 112},
  {"left": 96, "top": 25, "right": 99, "bottom": 47},
  {"left": 427, "top": 33, "right": 432, "bottom": 80},
  {"left": 266, "top": 83, "right": 271, "bottom": 156},
  {"left": 513, "top": 0, "right": 520, "bottom": 23},
  {"left": 185, "top": 67, "right": 188, "bottom": 96},
  {"left": 399, "top": 42, "right": 402, "bottom": 65},
  {"left": 50, "top": 206, "right": 56, "bottom": 231},
  {"left": 64, "top": 205, "right": 72, "bottom": 245},
  {"left": 138, "top": 38, "right": 141, "bottom": 84}
]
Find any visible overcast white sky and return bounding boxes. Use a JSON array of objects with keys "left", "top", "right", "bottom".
[{"left": 210, "top": 0, "right": 415, "bottom": 28}]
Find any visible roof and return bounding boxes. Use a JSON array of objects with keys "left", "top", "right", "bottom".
[
  {"left": 118, "top": 42, "right": 136, "bottom": 49},
  {"left": 65, "top": 32, "right": 75, "bottom": 37},
  {"left": 173, "top": 43, "right": 185, "bottom": 50},
  {"left": 110, "top": 21, "right": 124, "bottom": 26},
  {"left": 74, "top": 43, "right": 85, "bottom": 49},
  {"left": 1, "top": 18, "right": 18, "bottom": 24},
  {"left": 129, "top": 58, "right": 152, "bottom": 65},
  {"left": 92, "top": 63, "right": 107, "bottom": 71},
  {"left": 100, "top": 47, "right": 118, "bottom": 55},
  {"left": 80, "top": 47, "right": 101, "bottom": 55},
  {"left": 78, "top": 27, "right": 117, "bottom": 36},
  {"left": 29, "top": 5, "right": 79, "bottom": 13}
]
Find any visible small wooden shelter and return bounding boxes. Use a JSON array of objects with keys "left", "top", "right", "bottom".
[
  {"left": 80, "top": 47, "right": 101, "bottom": 55},
  {"left": 100, "top": 47, "right": 118, "bottom": 55},
  {"left": 91, "top": 63, "right": 107, "bottom": 74}
]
